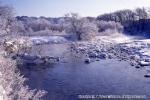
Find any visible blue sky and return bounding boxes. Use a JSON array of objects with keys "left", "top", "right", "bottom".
[{"left": 1, "top": 0, "right": 150, "bottom": 17}]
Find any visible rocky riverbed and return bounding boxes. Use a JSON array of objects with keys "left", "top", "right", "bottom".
[
  {"left": 15, "top": 35, "right": 150, "bottom": 77},
  {"left": 70, "top": 35, "right": 150, "bottom": 77}
]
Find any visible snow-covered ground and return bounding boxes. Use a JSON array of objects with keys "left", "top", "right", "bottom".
[
  {"left": 31, "top": 36, "right": 68, "bottom": 45},
  {"left": 100, "top": 34, "right": 150, "bottom": 59},
  {"left": 0, "top": 57, "right": 6, "bottom": 100}
]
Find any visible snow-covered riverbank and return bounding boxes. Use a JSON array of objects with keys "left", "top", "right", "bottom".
[{"left": 31, "top": 36, "right": 68, "bottom": 45}]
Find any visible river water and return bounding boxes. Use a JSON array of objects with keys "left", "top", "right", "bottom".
[{"left": 21, "top": 44, "right": 150, "bottom": 100}]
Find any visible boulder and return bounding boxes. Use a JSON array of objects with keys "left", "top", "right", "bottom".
[
  {"left": 139, "top": 61, "right": 150, "bottom": 66},
  {"left": 135, "top": 65, "right": 141, "bottom": 69},
  {"left": 145, "top": 58, "right": 150, "bottom": 62},
  {"left": 144, "top": 74, "right": 150, "bottom": 78},
  {"left": 94, "top": 49, "right": 100, "bottom": 53},
  {"left": 20, "top": 53, "right": 38, "bottom": 60},
  {"left": 88, "top": 52, "right": 98, "bottom": 58},
  {"left": 56, "top": 57, "right": 60, "bottom": 62},
  {"left": 108, "top": 54, "right": 113, "bottom": 59},
  {"left": 130, "top": 62, "right": 135, "bottom": 66},
  {"left": 48, "top": 57, "right": 60, "bottom": 62},
  {"left": 33, "top": 58, "right": 44, "bottom": 65},
  {"left": 85, "top": 58, "right": 91, "bottom": 64},
  {"left": 101, "top": 49, "right": 107, "bottom": 52},
  {"left": 97, "top": 53, "right": 107, "bottom": 59},
  {"left": 12, "top": 55, "right": 18, "bottom": 60},
  {"left": 23, "top": 60, "right": 37, "bottom": 66},
  {"left": 130, "top": 55, "right": 140, "bottom": 61}
]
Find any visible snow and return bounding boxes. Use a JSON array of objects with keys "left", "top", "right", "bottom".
[
  {"left": 100, "top": 35, "right": 150, "bottom": 60},
  {"left": 139, "top": 48, "right": 150, "bottom": 56},
  {"left": 94, "top": 34, "right": 133, "bottom": 44},
  {"left": 31, "top": 36, "right": 68, "bottom": 45},
  {"left": 0, "top": 73, "right": 4, "bottom": 100},
  {"left": 121, "top": 39, "right": 150, "bottom": 60},
  {"left": 139, "top": 61, "right": 150, "bottom": 66},
  {"left": 73, "top": 34, "right": 150, "bottom": 67}
]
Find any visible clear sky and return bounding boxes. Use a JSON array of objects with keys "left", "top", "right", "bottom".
[{"left": 1, "top": 0, "right": 150, "bottom": 17}]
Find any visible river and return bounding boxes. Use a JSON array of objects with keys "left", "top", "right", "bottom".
[{"left": 20, "top": 44, "right": 150, "bottom": 100}]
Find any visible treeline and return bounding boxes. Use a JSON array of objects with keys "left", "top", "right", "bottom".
[
  {"left": 16, "top": 7, "right": 150, "bottom": 39},
  {"left": 1, "top": 5, "right": 150, "bottom": 40},
  {"left": 97, "top": 7, "right": 150, "bottom": 36},
  {"left": 16, "top": 14, "right": 124, "bottom": 40},
  {"left": 97, "top": 8, "right": 150, "bottom": 23}
]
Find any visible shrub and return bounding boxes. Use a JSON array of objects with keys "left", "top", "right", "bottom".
[{"left": 3, "top": 36, "right": 33, "bottom": 55}]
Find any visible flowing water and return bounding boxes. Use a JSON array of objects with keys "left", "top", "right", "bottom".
[{"left": 21, "top": 44, "right": 150, "bottom": 100}]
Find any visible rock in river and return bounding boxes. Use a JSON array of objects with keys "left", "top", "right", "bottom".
[
  {"left": 135, "top": 65, "right": 141, "bottom": 69},
  {"left": 144, "top": 74, "right": 150, "bottom": 78},
  {"left": 130, "top": 55, "right": 140, "bottom": 61},
  {"left": 88, "top": 52, "right": 98, "bottom": 58},
  {"left": 85, "top": 58, "right": 91, "bottom": 64},
  {"left": 97, "top": 53, "right": 107, "bottom": 59},
  {"left": 139, "top": 61, "right": 150, "bottom": 67}
]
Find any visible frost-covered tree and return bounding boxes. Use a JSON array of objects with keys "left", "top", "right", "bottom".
[
  {"left": 10, "top": 20, "right": 26, "bottom": 35},
  {"left": 29, "top": 18, "right": 50, "bottom": 32},
  {"left": 135, "top": 7, "right": 149, "bottom": 19},
  {"left": 49, "top": 24, "right": 65, "bottom": 32},
  {"left": 97, "top": 21, "right": 123, "bottom": 34},
  {"left": 0, "top": 4, "right": 25, "bottom": 37},
  {"left": 0, "top": 5, "right": 16, "bottom": 36},
  {"left": 97, "top": 9, "right": 137, "bottom": 23},
  {"left": 97, "top": 7, "right": 150, "bottom": 36},
  {"left": 97, "top": 7, "right": 150, "bottom": 23},
  {"left": 65, "top": 13, "right": 98, "bottom": 40},
  {"left": 0, "top": 4, "right": 47, "bottom": 100}
]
